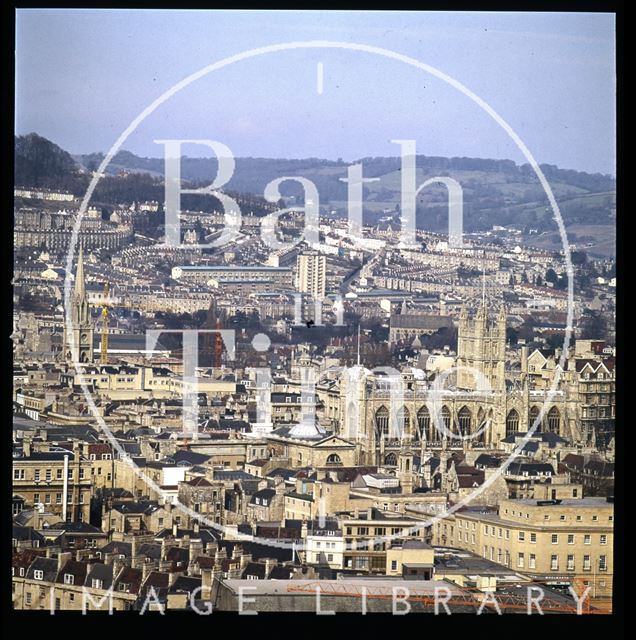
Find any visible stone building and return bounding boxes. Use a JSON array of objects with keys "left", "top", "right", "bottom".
[
  {"left": 337, "top": 302, "right": 613, "bottom": 465},
  {"left": 62, "top": 247, "right": 94, "bottom": 364},
  {"left": 431, "top": 496, "right": 614, "bottom": 601}
]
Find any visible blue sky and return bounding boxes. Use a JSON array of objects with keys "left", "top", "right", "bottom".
[{"left": 15, "top": 10, "right": 616, "bottom": 175}]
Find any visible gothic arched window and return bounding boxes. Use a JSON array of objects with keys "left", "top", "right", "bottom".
[
  {"left": 506, "top": 409, "right": 520, "bottom": 436},
  {"left": 417, "top": 406, "right": 431, "bottom": 442},
  {"left": 458, "top": 406, "right": 472, "bottom": 436},
  {"left": 529, "top": 406, "right": 541, "bottom": 432},
  {"left": 375, "top": 406, "right": 389, "bottom": 439},
  {"left": 397, "top": 406, "right": 411, "bottom": 438},
  {"left": 441, "top": 406, "right": 452, "bottom": 434},
  {"left": 547, "top": 407, "right": 561, "bottom": 434},
  {"left": 384, "top": 453, "right": 397, "bottom": 466}
]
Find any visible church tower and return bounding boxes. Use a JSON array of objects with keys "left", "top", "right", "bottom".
[
  {"left": 64, "top": 247, "right": 94, "bottom": 364},
  {"left": 456, "top": 302, "right": 506, "bottom": 392},
  {"left": 397, "top": 447, "right": 415, "bottom": 494}
]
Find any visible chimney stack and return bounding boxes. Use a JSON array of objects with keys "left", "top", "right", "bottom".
[
  {"left": 57, "top": 551, "right": 72, "bottom": 573},
  {"left": 112, "top": 557, "right": 124, "bottom": 582},
  {"left": 201, "top": 568, "right": 213, "bottom": 600},
  {"left": 239, "top": 552, "right": 252, "bottom": 570},
  {"left": 264, "top": 557, "right": 277, "bottom": 577},
  {"left": 274, "top": 476, "right": 286, "bottom": 495}
]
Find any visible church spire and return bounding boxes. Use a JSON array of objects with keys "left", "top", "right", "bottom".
[
  {"left": 64, "top": 244, "right": 94, "bottom": 364},
  {"left": 75, "top": 246, "right": 86, "bottom": 299}
]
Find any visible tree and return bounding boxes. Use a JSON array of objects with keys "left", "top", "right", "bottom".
[
  {"left": 571, "top": 250, "right": 588, "bottom": 266},
  {"left": 580, "top": 312, "right": 607, "bottom": 340},
  {"left": 545, "top": 268, "right": 558, "bottom": 284},
  {"left": 20, "top": 292, "right": 49, "bottom": 313},
  {"left": 555, "top": 274, "right": 568, "bottom": 290}
]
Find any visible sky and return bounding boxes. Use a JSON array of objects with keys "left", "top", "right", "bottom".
[{"left": 15, "top": 10, "right": 616, "bottom": 175}]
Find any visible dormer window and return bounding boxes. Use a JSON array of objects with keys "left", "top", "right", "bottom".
[
  {"left": 64, "top": 574, "right": 74, "bottom": 585},
  {"left": 34, "top": 570, "right": 44, "bottom": 580},
  {"left": 92, "top": 578, "right": 103, "bottom": 589}
]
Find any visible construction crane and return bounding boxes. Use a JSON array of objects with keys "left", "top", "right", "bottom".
[
  {"left": 99, "top": 283, "right": 111, "bottom": 365},
  {"left": 214, "top": 316, "right": 223, "bottom": 369}
]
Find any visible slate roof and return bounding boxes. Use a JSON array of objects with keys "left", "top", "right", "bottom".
[
  {"left": 218, "top": 540, "right": 296, "bottom": 563},
  {"left": 169, "top": 576, "right": 202, "bottom": 594},
  {"left": 12, "top": 525, "right": 46, "bottom": 545},
  {"left": 266, "top": 468, "right": 298, "bottom": 481},
  {"left": 112, "top": 500, "right": 161, "bottom": 515},
  {"left": 138, "top": 543, "right": 162, "bottom": 560},
  {"left": 182, "top": 476, "right": 213, "bottom": 487},
  {"left": 85, "top": 562, "right": 114, "bottom": 590},
  {"left": 166, "top": 546, "right": 189, "bottom": 568},
  {"left": 56, "top": 559, "right": 87, "bottom": 585},
  {"left": 213, "top": 470, "right": 258, "bottom": 481},
  {"left": 506, "top": 461, "right": 554, "bottom": 476},
  {"left": 242, "top": 562, "right": 266, "bottom": 579},
  {"left": 165, "top": 450, "right": 211, "bottom": 466},
  {"left": 154, "top": 527, "right": 221, "bottom": 543},
  {"left": 250, "top": 488, "right": 276, "bottom": 506},
  {"left": 51, "top": 521, "right": 104, "bottom": 534},
  {"left": 269, "top": 565, "right": 294, "bottom": 580},
  {"left": 26, "top": 556, "right": 58, "bottom": 581},
  {"left": 100, "top": 541, "right": 132, "bottom": 557},
  {"left": 139, "top": 571, "right": 170, "bottom": 601},
  {"left": 113, "top": 567, "right": 143, "bottom": 594},
  {"left": 474, "top": 454, "right": 501, "bottom": 468}
]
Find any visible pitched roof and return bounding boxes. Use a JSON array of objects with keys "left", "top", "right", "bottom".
[
  {"left": 242, "top": 562, "right": 266, "bottom": 579},
  {"left": 182, "top": 476, "right": 213, "bottom": 487},
  {"left": 169, "top": 576, "right": 202, "bottom": 594},
  {"left": 12, "top": 525, "right": 45, "bottom": 543},
  {"left": 85, "top": 562, "right": 114, "bottom": 589},
  {"left": 56, "top": 559, "right": 87, "bottom": 584},
  {"left": 113, "top": 566, "right": 143, "bottom": 594},
  {"left": 27, "top": 557, "right": 58, "bottom": 581}
]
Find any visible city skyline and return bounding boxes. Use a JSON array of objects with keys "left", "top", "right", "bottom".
[{"left": 11, "top": 8, "right": 618, "bottom": 619}]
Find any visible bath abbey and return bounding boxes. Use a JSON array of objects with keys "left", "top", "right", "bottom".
[{"left": 336, "top": 303, "right": 615, "bottom": 465}]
